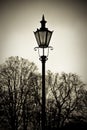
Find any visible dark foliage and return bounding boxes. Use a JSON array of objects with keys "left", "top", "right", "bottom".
[{"left": 0, "top": 57, "right": 87, "bottom": 130}]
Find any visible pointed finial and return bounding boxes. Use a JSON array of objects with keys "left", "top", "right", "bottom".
[
  {"left": 42, "top": 14, "right": 45, "bottom": 21},
  {"left": 40, "top": 15, "right": 47, "bottom": 30}
]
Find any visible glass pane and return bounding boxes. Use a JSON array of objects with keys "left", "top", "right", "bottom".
[
  {"left": 47, "top": 31, "right": 52, "bottom": 46},
  {"left": 39, "top": 31, "right": 46, "bottom": 46},
  {"left": 34, "top": 31, "right": 40, "bottom": 46}
]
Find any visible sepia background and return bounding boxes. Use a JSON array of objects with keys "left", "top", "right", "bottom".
[{"left": 0, "top": 0, "right": 87, "bottom": 83}]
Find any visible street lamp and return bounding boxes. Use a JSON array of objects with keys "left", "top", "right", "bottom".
[{"left": 34, "top": 15, "right": 53, "bottom": 130}]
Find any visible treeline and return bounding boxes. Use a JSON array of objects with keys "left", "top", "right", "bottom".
[{"left": 0, "top": 56, "right": 87, "bottom": 130}]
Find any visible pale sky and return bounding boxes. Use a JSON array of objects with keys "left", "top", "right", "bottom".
[{"left": 0, "top": 0, "right": 87, "bottom": 83}]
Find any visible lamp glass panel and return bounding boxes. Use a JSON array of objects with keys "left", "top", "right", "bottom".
[
  {"left": 34, "top": 31, "right": 40, "bottom": 46},
  {"left": 39, "top": 31, "right": 47, "bottom": 46},
  {"left": 46, "top": 31, "right": 52, "bottom": 46}
]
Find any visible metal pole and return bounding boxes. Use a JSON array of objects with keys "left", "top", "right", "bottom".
[{"left": 41, "top": 55, "right": 46, "bottom": 130}]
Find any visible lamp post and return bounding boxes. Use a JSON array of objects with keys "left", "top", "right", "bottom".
[{"left": 34, "top": 15, "right": 53, "bottom": 130}]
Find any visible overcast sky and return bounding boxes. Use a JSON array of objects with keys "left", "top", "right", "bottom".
[{"left": 0, "top": 0, "right": 87, "bottom": 83}]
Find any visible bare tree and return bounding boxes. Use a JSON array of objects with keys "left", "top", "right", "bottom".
[
  {"left": 0, "top": 57, "right": 86, "bottom": 130},
  {"left": 0, "top": 56, "right": 38, "bottom": 130},
  {"left": 75, "top": 88, "right": 87, "bottom": 122},
  {"left": 46, "top": 71, "right": 85, "bottom": 128}
]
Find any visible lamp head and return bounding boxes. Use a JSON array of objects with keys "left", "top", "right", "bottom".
[{"left": 34, "top": 15, "right": 53, "bottom": 48}]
